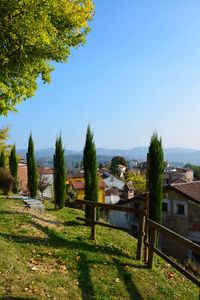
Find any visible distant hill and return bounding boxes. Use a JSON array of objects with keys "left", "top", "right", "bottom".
[{"left": 17, "top": 147, "right": 200, "bottom": 165}]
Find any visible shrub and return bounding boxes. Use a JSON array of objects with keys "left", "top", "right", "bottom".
[{"left": 0, "top": 167, "right": 14, "bottom": 195}]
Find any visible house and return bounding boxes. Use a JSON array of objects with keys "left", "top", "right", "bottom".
[
  {"left": 163, "top": 167, "right": 193, "bottom": 185},
  {"left": 128, "top": 160, "right": 138, "bottom": 170},
  {"left": 18, "top": 160, "right": 28, "bottom": 192},
  {"left": 120, "top": 181, "right": 134, "bottom": 201},
  {"left": 105, "top": 187, "right": 120, "bottom": 204},
  {"left": 66, "top": 172, "right": 107, "bottom": 203},
  {"left": 103, "top": 175, "right": 124, "bottom": 190},
  {"left": 38, "top": 167, "right": 54, "bottom": 199},
  {"left": 162, "top": 181, "right": 200, "bottom": 261},
  {"left": 103, "top": 175, "right": 124, "bottom": 204},
  {"left": 117, "top": 164, "right": 126, "bottom": 178},
  {"left": 103, "top": 196, "right": 145, "bottom": 235}
]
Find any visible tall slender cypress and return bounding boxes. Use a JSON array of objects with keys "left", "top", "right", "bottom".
[
  {"left": 0, "top": 151, "right": 5, "bottom": 168},
  {"left": 9, "top": 144, "right": 18, "bottom": 193},
  {"left": 54, "top": 136, "right": 66, "bottom": 210},
  {"left": 26, "top": 134, "right": 37, "bottom": 198},
  {"left": 148, "top": 132, "right": 164, "bottom": 224},
  {"left": 83, "top": 126, "right": 98, "bottom": 220}
]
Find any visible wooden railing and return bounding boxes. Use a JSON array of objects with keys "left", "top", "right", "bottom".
[
  {"left": 75, "top": 199, "right": 200, "bottom": 292},
  {"left": 75, "top": 199, "right": 147, "bottom": 260},
  {"left": 145, "top": 219, "right": 200, "bottom": 288}
]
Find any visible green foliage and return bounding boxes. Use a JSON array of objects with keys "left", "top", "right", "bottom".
[
  {"left": 184, "top": 163, "right": 200, "bottom": 180},
  {"left": 0, "top": 0, "right": 94, "bottom": 115},
  {"left": 9, "top": 144, "right": 18, "bottom": 193},
  {"left": 54, "top": 136, "right": 66, "bottom": 210},
  {"left": 125, "top": 171, "right": 146, "bottom": 195},
  {"left": 83, "top": 126, "right": 98, "bottom": 220},
  {"left": 0, "top": 126, "right": 10, "bottom": 152},
  {"left": 26, "top": 134, "right": 37, "bottom": 198},
  {"left": 110, "top": 156, "right": 127, "bottom": 176},
  {"left": 148, "top": 132, "right": 164, "bottom": 223},
  {"left": 0, "top": 151, "right": 6, "bottom": 168},
  {"left": 0, "top": 167, "right": 14, "bottom": 195}
]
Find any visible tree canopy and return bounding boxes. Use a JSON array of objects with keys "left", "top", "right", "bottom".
[
  {"left": 9, "top": 144, "right": 18, "bottom": 193},
  {"left": 0, "top": 0, "right": 94, "bottom": 115},
  {"left": 0, "top": 126, "right": 10, "bottom": 152},
  {"left": 26, "top": 134, "right": 37, "bottom": 198},
  {"left": 125, "top": 171, "right": 146, "bottom": 195},
  {"left": 110, "top": 156, "right": 127, "bottom": 176},
  {"left": 83, "top": 126, "right": 98, "bottom": 220},
  {"left": 54, "top": 135, "right": 66, "bottom": 210},
  {"left": 148, "top": 132, "right": 164, "bottom": 224}
]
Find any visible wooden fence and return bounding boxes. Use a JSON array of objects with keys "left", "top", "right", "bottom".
[
  {"left": 75, "top": 199, "right": 146, "bottom": 260},
  {"left": 75, "top": 199, "right": 200, "bottom": 292},
  {"left": 145, "top": 219, "right": 200, "bottom": 288}
]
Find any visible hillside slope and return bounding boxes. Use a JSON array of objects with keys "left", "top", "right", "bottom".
[{"left": 0, "top": 199, "right": 198, "bottom": 300}]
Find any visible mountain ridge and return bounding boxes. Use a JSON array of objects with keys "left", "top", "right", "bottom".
[{"left": 17, "top": 147, "right": 200, "bottom": 165}]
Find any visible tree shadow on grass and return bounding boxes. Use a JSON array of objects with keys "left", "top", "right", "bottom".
[
  {"left": 113, "top": 258, "right": 144, "bottom": 300},
  {"left": 0, "top": 220, "right": 131, "bottom": 259},
  {"left": 63, "top": 220, "right": 82, "bottom": 227},
  {"left": 0, "top": 297, "right": 38, "bottom": 300},
  {"left": 77, "top": 252, "right": 95, "bottom": 300}
]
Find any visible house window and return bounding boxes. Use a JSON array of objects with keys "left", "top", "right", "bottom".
[
  {"left": 162, "top": 202, "right": 168, "bottom": 212},
  {"left": 177, "top": 204, "right": 185, "bottom": 215}
]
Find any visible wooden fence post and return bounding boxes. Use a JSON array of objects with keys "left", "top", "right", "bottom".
[
  {"left": 147, "top": 226, "right": 156, "bottom": 269},
  {"left": 136, "top": 213, "right": 146, "bottom": 260},
  {"left": 144, "top": 219, "right": 149, "bottom": 263},
  {"left": 91, "top": 206, "right": 96, "bottom": 240}
]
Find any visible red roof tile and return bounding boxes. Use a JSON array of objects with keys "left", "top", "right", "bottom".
[
  {"left": 39, "top": 167, "right": 54, "bottom": 175},
  {"left": 166, "top": 181, "right": 200, "bottom": 204},
  {"left": 72, "top": 181, "right": 107, "bottom": 190}
]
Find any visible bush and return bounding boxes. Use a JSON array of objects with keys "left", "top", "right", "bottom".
[{"left": 0, "top": 168, "right": 14, "bottom": 195}]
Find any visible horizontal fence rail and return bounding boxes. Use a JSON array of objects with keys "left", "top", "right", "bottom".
[
  {"left": 75, "top": 199, "right": 147, "bottom": 214},
  {"left": 145, "top": 218, "right": 200, "bottom": 289},
  {"left": 75, "top": 199, "right": 146, "bottom": 260}
]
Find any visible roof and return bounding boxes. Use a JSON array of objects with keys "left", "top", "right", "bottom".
[
  {"left": 72, "top": 181, "right": 107, "bottom": 190},
  {"left": 66, "top": 172, "right": 84, "bottom": 179},
  {"left": 164, "top": 181, "right": 200, "bottom": 204},
  {"left": 105, "top": 187, "right": 120, "bottom": 196},
  {"left": 171, "top": 178, "right": 188, "bottom": 184},
  {"left": 117, "top": 195, "right": 145, "bottom": 205},
  {"left": 72, "top": 181, "right": 85, "bottom": 190},
  {"left": 39, "top": 167, "right": 54, "bottom": 175}
]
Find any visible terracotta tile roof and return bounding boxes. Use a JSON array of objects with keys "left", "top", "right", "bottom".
[
  {"left": 171, "top": 178, "right": 188, "bottom": 184},
  {"left": 72, "top": 181, "right": 107, "bottom": 190},
  {"left": 66, "top": 173, "right": 84, "bottom": 179},
  {"left": 39, "top": 167, "right": 54, "bottom": 175},
  {"left": 72, "top": 181, "right": 84, "bottom": 190},
  {"left": 166, "top": 181, "right": 200, "bottom": 204}
]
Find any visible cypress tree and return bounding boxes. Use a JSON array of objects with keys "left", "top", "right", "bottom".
[
  {"left": 83, "top": 126, "right": 98, "bottom": 220},
  {"left": 148, "top": 132, "right": 164, "bottom": 224},
  {"left": 53, "top": 136, "right": 66, "bottom": 210},
  {"left": 0, "top": 151, "right": 5, "bottom": 168},
  {"left": 9, "top": 144, "right": 18, "bottom": 193},
  {"left": 26, "top": 134, "right": 37, "bottom": 198}
]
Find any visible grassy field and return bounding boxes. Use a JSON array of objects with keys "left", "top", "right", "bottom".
[{"left": 0, "top": 198, "right": 199, "bottom": 300}]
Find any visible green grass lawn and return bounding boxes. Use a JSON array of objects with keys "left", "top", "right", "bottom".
[{"left": 0, "top": 198, "right": 199, "bottom": 300}]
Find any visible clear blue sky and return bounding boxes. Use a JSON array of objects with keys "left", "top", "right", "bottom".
[{"left": 2, "top": 0, "right": 200, "bottom": 150}]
